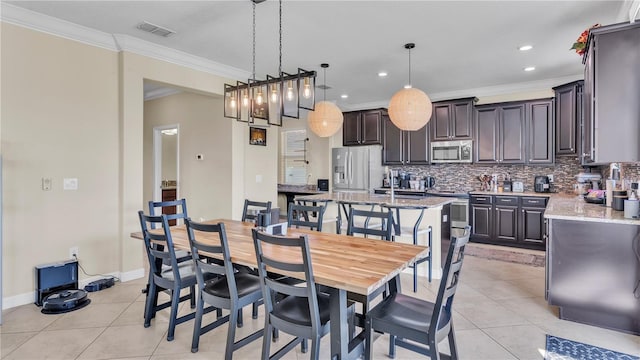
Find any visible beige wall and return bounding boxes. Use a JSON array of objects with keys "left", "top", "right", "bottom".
[
  {"left": 0, "top": 23, "right": 278, "bottom": 304},
  {"left": 1, "top": 23, "right": 120, "bottom": 297},
  {"left": 143, "top": 92, "right": 233, "bottom": 221}
]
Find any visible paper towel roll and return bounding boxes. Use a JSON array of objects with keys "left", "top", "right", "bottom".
[
  {"left": 606, "top": 180, "right": 615, "bottom": 207},
  {"left": 624, "top": 200, "right": 639, "bottom": 218}
]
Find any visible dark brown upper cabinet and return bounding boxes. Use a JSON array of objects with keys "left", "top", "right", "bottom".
[
  {"left": 342, "top": 109, "right": 383, "bottom": 146},
  {"left": 553, "top": 81, "right": 582, "bottom": 158},
  {"left": 527, "top": 99, "right": 554, "bottom": 165},
  {"left": 382, "top": 114, "right": 429, "bottom": 165},
  {"left": 474, "top": 102, "right": 526, "bottom": 164},
  {"left": 582, "top": 22, "right": 640, "bottom": 164},
  {"left": 430, "top": 98, "right": 476, "bottom": 141},
  {"left": 475, "top": 99, "right": 553, "bottom": 165}
]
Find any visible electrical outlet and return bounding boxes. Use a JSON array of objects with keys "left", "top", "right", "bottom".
[
  {"left": 42, "top": 177, "right": 52, "bottom": 191},
  {"left": 547, "top": 174, "right": 554, "bottom": 183},
  {"left": 69, "top": 246, "right": 79, "bottom": 259}
]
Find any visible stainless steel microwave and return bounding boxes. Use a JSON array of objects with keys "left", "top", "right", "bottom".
[{"left": 430, "top": 140, "right": 473, "bottom": 163}]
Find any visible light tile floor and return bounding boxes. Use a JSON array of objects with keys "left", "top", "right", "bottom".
[{"left": 2, "top": 256, "right": 639, "bottom": 359}]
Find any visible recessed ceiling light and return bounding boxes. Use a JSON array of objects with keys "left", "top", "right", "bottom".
[
  {"left": 519, "top": 45, "right": 533, "bottom": 51},
  {"left": 341, "top": 94, "right": 348, "bottom": 99},
  {"left": 524, "top": 66, "right": 536, "bottom": 72},
  {"left": 378, "top": 72, "right": 388, "bottom": 77}
]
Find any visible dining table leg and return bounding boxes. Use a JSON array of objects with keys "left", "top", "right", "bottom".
[{"left": 328, "top": 287, "right": 349, "bottom": 360}]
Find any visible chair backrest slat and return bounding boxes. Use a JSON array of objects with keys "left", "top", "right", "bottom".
[
  {"left": 138, "top": 211, "right": 181, "bottom": 279},
  {"left": 242, "top": 199, "right": 272, "bottom": 222},
  {"left": 347, "top": 208, "right": 393, "bottom": 240},
  {"left": 287, "top": 203, "right": 325, "bottom": 231},
  {"left": 148, "top": 199, "right": 188, "bottom": 228},
  {"left": 185, "top": 219, "right": 238, "bottom": 297},
  {"left": 252, "top": 229, "right": 321, "bottom": 326},
  {"left": 429, "top": 225, "right": 470, "bottom": 337}
]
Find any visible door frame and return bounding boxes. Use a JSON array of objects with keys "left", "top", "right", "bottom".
[{"left": 153, "top": 124, "right": 180, "bottom": 203}]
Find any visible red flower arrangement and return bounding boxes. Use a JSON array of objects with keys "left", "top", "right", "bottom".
[{"left": 570, "top": 24, "right": 600, "bottom": 56}]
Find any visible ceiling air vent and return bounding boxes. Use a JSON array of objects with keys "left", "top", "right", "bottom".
[
  {"left": 136, "top": 21, "right": 175, "bottom": 37},
  {"left": 317, "top": 85, "right": 332, "bottom": 90}
]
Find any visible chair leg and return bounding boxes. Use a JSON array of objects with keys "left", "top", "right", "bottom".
[
  {"left": 143, "top": 281, "right": 157, "bottom": 328},
  {"left": 413, "top": 265, "right": 418, "bottom": 293},
  {"left": 272, "top": 328, "right": 279, "bottom": 341},
  {"left": 388, "top": 334, "right": 396, "bottom": 359},
  {"left": 225, "top": 306, "right": 238, "bottom": 360},
  {"left": 167, "top": 287, "right": 181, "bottom": 341},
  {"left": 310, "top": 336, "right": 321, "bottom": 360},
  {"left": 252, "top": 302, "right": 258, "bottom": 319},
  {"left": 190, "top": 285, "right": 196, "bottom": 308},
  {"left": 237, "top": 308, "right": 243, "bottom": 328},
  {"left": 448, "top": 326, "right": 459, "bottom": 359},
  {"left": 191, "top": 295, "right": 205, "bottom": 353},
  {"left": 217, "top": 307, "right": 223, "bottom": 318},
  {"left": 261, "top": 320, "right": 272, "bottom": 360},
  {"left": 301, "top": 338, "right": 308, "bottom": 353},
  {"left": 364, "top": 317, "right": 373, "bottom": 360}
]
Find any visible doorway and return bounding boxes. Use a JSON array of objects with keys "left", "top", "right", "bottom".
[{"left": 153, "top": 125, "right": 180, "bottom": 208}]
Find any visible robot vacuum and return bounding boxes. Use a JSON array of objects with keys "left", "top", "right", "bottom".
[{"left": 41, "top": 289, "right": 91, "bottom": 314}]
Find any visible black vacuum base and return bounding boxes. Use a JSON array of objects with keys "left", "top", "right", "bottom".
[{"left": 41, "top": 289, "right": 91, "bottom": 314}]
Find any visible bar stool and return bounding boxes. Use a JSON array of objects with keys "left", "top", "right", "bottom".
[{"left": 382, "top": 204, "right": 432, "bottom": 292}]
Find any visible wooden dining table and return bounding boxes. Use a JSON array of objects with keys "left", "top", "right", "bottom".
[{"left": 131, "top": 218, "right": 428, "bottom": 360}]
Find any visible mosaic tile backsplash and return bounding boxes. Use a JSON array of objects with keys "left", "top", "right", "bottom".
[{"left": 393, "top": 157, "right": 585, "bottom": 194}]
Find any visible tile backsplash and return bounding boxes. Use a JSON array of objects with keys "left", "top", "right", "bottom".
[{"left": 395, "top": 157, "right": 584, "bottom": 194}]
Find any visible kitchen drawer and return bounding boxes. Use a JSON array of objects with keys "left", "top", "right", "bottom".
[
  {"left": 521, "top": 197, "right": 548, "bottom": 208},
  {"left": 470, "top": 195, "right": 493, "bottom": 204},
  {"left": 495, "top": 196, "right": 518, "bottom": 206}
]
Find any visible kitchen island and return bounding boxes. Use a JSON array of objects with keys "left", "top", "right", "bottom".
[
  {"left": 295, "top": 192, "right": 456, "bottom": 279},
  {"left": 545, "top": 196, "right": 640, "bottom": 335}
]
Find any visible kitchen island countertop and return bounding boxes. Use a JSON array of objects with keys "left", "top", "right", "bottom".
[
  {"left": 544, "top": 195, "right": 640, "bottom": 225},
  {"left": 295, "top": 192, "right": 456, "bottom": 208}
]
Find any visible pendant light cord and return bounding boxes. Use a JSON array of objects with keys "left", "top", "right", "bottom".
[
  {"left": 278, "top": 0, "right": 282, "bottom": 75},
  {"left": 252, "top": 1, "right": 256, "bottom": 80},
  {"left": 408, "top": 46, "right": 412, "bottom": 87},
  {"left": 323, "top": 67, "right": 327, "bottom": 101}
]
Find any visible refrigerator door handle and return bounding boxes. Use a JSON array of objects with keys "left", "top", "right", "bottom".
[
  {"left": 344, "top": 153, "right": 348, "bottom": 184},
  {"left": 349, "top": 152, "right": 354, "bottom": 185}
]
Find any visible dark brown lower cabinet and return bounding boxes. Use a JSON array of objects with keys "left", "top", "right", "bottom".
[
  {"left": 162, "top": 188, "right": 177, "bottom": 226},
  {"left": 470, "top": 195, "right": 547, "bottom": 250}
]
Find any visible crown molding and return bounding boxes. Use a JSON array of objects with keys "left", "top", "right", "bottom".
[
  {"left": 0, "top": 3, "right": 251, "bottom": 81},
  {"left": 1, "top": 2, "right": 118, "bottom": 50},
  {"left": 342, "top": 74, "right": 582, "bottom": 111},
  {"left": 112, "top": 35, "right": 250, "bottom": 81},
  {"left": 144, "top": 87, "right": 183, "bottom": 101}
]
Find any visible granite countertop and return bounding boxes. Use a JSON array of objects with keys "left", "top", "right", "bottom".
[
  {"left": 277, "top": 184, "right": 327, "bottom": 194},
  {"left": 161, "top": 186, "right": 177, "bottom": 190},
  {"left": 544, "top": 196, "right": 640, "bottom": 225},
  {"left": 294, "top": 192, "right": 456, "bottom": 208},
  {"left": 468, "top": 190, "right": 559, "bottom": 198}
]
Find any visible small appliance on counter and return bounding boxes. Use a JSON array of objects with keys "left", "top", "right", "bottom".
[
  {"left": 534, "top": 176, "right": 551, "bottom": 193},
  {"left": 317, "top": 179, "right": 329, "bottom": 192},
  {"left": 512, "top": 181, "right": 524, "bottom": 192},
  {"left": 574, "top": 172, "right": 602, "bottom": 197}
]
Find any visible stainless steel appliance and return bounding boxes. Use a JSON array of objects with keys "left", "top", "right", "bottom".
[
  {"left": 332, "top": 146, "right": 383, "bottom": 192},
  {"left": 450, "top": 198, "right": 469, "bottom": 229},
  {"left": 430, "top": 140, "right": 472, "bottom": 163},
  {"left": 534, "top": 176, "right": 551, "bottom": 193}
]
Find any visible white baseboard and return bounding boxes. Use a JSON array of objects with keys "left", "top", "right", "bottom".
[
  {"left": 119, "top": 268, "right": 145, "bottom": 283},
  {"left": 2, "top": 268, "right": 146, "bottom": 310}
]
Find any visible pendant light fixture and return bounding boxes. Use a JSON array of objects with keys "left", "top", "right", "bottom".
[
  {"left": 308, "top": 63, "right": 343, "bottom": 138},
  {"left": 388, "top": 43, "right": 432, "bottom": 131},
  {"left": 223, "top": 0, "right": 316, "bottom": 125}
]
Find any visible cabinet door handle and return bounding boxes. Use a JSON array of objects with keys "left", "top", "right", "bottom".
[
  {"left": 570, "top": 148, "right": 574, "bottom": 151},
  {"left": 522, "top": 209, "right": 525, "bottom": 213},
  {"left": 475, "top": 197, "right": 487, "bottom": 200},
  {"left": 527, "top": 200, "right": 538, "bottom": 203},
  {"left": 502, "top": 199, "right": 512, "bottom": 202}
]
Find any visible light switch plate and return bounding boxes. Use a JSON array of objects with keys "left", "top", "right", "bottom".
[
  {"left": 63, "top": 178, "right": 78, "bottom": 190},
  {"left": 42, "top": 177, "right": 52, "bottom": 191},
  {"left": 256, "top": 175, "right": 263, "bottom": 183}
]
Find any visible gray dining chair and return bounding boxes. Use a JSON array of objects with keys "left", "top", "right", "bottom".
[
  {"left": 364, "top": 226, "right": 471, "bottom": 360},
  {"left": 185, "top": 219, "right": 264, "bottom": 359},
  {"left": 137, "top": 211, "right": 206, "bottom": 341},
  {"left": 252, "top": 229, "right": 354, "bottom": 360}
]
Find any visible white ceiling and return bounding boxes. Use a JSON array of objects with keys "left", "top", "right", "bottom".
[{"left": 5, "top": 1, "right": 632, "bottom": 108}]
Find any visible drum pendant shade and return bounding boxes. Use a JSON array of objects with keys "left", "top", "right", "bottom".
[{"left": 308, "top": 101, "right": 343, "bottom": 137}]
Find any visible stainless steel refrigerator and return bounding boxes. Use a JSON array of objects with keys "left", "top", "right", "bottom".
[{"left": 332, "top": 146, "right": 383, "bottom": 192}]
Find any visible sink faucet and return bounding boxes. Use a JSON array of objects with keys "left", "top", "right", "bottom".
[{"left": 388, "top": 169, "right": 395, "bottom": 202}]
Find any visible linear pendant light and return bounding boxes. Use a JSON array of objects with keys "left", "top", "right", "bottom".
[
  {"left": 388, "top": 43, "right": 432, "bottom": 131},
  {"left": 223, "top": 0, "right": 316, "bottom": 126},
  {"left": 308, "top": 63, "right": 343, "bottom": 137}
]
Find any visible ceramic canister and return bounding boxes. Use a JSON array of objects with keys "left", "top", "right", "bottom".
[{"left": 624, "top": 199, "right": 639, "bottom": 218}]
